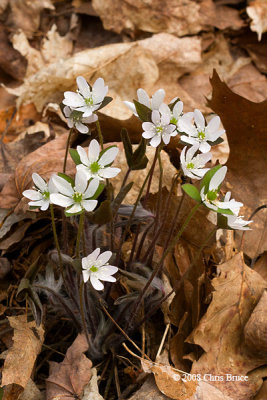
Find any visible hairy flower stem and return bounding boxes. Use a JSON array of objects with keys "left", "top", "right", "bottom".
[
  {"left": 50, "top": 204, "right": 63, "bottom": 274},
  {"left": 75, "top": 212, "right": 85, "bottom": 259},
  {"left": 79, "top": 281, "right": 90, "bottom": 346},
  {"left": 63, "top": 128, "right": 73, "bottom": 173},
  {"left": 96, "top": 120, "right": 104, "bottom": 150},
  {"left": 136, "top": 226, "right": 217, "bottom": 328},
  {"left": 163, "top": 191, "right": 185, "bottom": 253},
  {"left": 127, "top": 203, "right": 201, "bottom": 331}
]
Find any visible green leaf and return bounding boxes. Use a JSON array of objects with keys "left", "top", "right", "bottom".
[
  {"left": 90, "top": 182, "right": 105, "bottom": 200},
  {"left": 58, "top": 173, "right": 75, "bottom": 187},
  {"left": 208, "top": 137, "right": 224, "bottom": 146},
  {"left": 64, "top": 209, "right": 84, "bottom": 217},
  {"left": 88, "top": 200, "right": 113, "bottom": 225},
  {"left": 112, "top": 182, "right": 134, "bottom": 215},
  {"left": 182, "top": 184, "right": 201, "bottom": 202},
  {"left": 131, "top": 155, "right": 148, "bottom": 170},
  {"left": 216, "top": 207, "right": 233, "bottom": 215},
  {"left": 131, "top": 137, "right": 147, "bottom": 169},
  {"left": 168, "top": 97, "right": 181, "bottom": 111},
  {"left": 69, "top": 148, "right": 81, "bottom": 165},
  {"left": 133, "top": 100, "right": 152, "bottom": 122},
  {"left": 200, "top": 165, "right": 222, "bottom": 193},
  {"left": 97, "top": 96, "right": 113, "bottom": 111}
]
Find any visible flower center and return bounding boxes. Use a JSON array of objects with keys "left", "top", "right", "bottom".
[
  {"left": 170, "top": 117, "right": 178, "bottom": 125},
  {"left": 90, "top": 161, "right": 101, "bottom": 173},
  {"left": 198, "top": 131, "right": 205, "bottom": 140},
  {"left": 156, "top": 126, "right": 163, "bottom": 134},
  {"left": 42, "top": 191, "right": 50, "bottom": 200},
  {"left": 206, "top": 190, "right": 218, "bottom": 202},
  {"left": 70, "top": 110, "right": 83, "bottom": 122},
  {"left": 90, "top": 265, "right": 99, "bottom": 272},
  {"left": 186, "top": 162, "right": 195, "bottom": 169},
  {"left": 72, "top": 191, "right": 83, "bottom": 203},
  {"left": 84, "top": 97, "right": 94, "bottom": 106}
]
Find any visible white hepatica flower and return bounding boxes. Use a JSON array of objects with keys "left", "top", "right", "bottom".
[
  {"left": 221, "top": 191, "right": 243, "bottom": 215},
  {"left": 226, "top": 215, "right": 252, "bottom": 230},
  {"left": 76, "top": 139, "right": 121, "bottom": 180},
  {"left": 180, "top": 145, "right": 211, "bottom": 180},
  {"left": 178, "top": 109, "right": 225, "bottom": 153},
  {"left": 82, "top": 248, "right": 118, "bottom": 290},
  {"left": 200, "top": 166, "right": 236, "bottom": 212},
  {"left": 50, "top": 170, "right": 98, "bottom": 214},
  {"left": 63, "top": 76, "right": 108, "bottom": 117},
  {"left": 63, "top": 106, "right": 97, "bottom": 134},
  {"left": 23, "top": 173, "right": 57, "bottom": 211},
  {"left": 142, "top": 110, "right": 176, "bottom": 147},
  {"left": 159, "top": 101, "right": 183, "bottom": 129},
  {"left": 124, "top": 88, "right": 165, "bottom": 116}
]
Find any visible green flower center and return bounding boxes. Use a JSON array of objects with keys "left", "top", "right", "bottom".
[
  {"left": 207, "top": 190, "right": 218, "bottom": 201},
  {"left": 186, "top": 162, "right": 195, "bottom": 169},
  {"left": 84, "top": 97, "right": 94, "bottom": 106},
  {"left": 72, "top": 191, "right": 83, "bottom": 203},
  {"left": 90, "top": 161, "right": 101, "bottom": 173},
  {"left": 90, "top": 265, "right": 98, "bottom": 272},
  {"left": 170, "top": 117, "right": 178, "bottom": 125},
  {"left": 156, "top": 126, "right": 163, "bottom": 134},
  {"left": 70, "top": 110, "right": 83, "bottom": 122},
  {"left": 198, "top": 131, "right": 205, "bottom": 140},
  {"left": 42, "top": 191, "right": 50, "bottom": 200}
]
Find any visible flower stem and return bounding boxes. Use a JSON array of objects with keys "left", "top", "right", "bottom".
[
  {"left": 75, "top": 212, "right": 85, "bottom": 259},
  {"left": 50, "top": 204, "right": 63, "bottom": 273},
  {"left": 63, "top": 128, "right": 73, "bottom": 173},
  {"left": 96, "top": 120, "right": 104, "bottom": 150},
  {"left": 79, "top": 281, "right": 90, "bottom": 346},
  {"left": 126, "top": 202, "right": 201, "bottom": 331}
]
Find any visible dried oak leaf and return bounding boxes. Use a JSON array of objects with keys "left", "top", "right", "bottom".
[
  {"left": 207, "top": 70, "right": 267, "bottom": 258},
  {"left": 0, "top": 133, "right": 76, "bottom": 211},
  {"left": 46, "top": 334, "right": 92, "bottom": 400},
  {"left": 1, "top": 315, "right": 44, "bottom": 389},
  {"left": 187, "top": 252, "right": 267, "bottom": 400},
  {"left": 244, "top": 290, "right": 267, "bottom": 354}
]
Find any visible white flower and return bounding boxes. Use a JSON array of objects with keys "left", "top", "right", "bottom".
[
  {"left": 82, "top": 248, "right": 118, "bottom": 290},
  {"left": 221, "top": 191, "right": 243, "bottom": 215},
  {"left": 63, "top": 106, "right": 97, "bottom": 134},
  {"left": 76, "top": 139, "right": 121, "bottom": 181},
  {"left": 23, "top": 173, "right": 57, "bottom": 211},
  {"left": 63, "top": 76, "right": 108, "bottom": 117},
  {"left": 50, "top": 170, "right": 99, "bottom": 214},
  {"left": 180, "top": 145, "right": 211, "bottom": 180},
  {"left": 124, "top": 88, "right": 165, "bottom": 116},
  {"left": 159, "top": 101, "right": 183, "bottom": 129},
  {"left": 225, "top": 215, "right": 252, "bottom": 230},
  {"left": 178, "top": 109, "right": 225, "bottom": 153},
  {"left": 142, "top": 110, "right": 176, "bottom": 147}
]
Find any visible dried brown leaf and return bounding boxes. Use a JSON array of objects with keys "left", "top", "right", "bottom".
[
  {"left": 207, "top": 70, "right": 267, "bottom": 258},
  {"left": 46, "top": 334, "right": 92, "bottom": 400},
  {"left": 247, "top": 0, "right": 267, "bottom": 41},
  {"left": 2, "top": 315, "right": 44, "bottom": 388},
  {"left": 244, "top": 290, "right": 267, "bottom": 354},
  {"left": 188, "top": 252, "right": 267, "bottom": 399}
]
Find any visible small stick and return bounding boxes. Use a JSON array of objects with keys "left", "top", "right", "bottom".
[{"left": 156, "top": 323, "right": 170, "bottom": 359}]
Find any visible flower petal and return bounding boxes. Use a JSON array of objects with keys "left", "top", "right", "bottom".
[
  {"left": 99, "top": 167, "right": 121, "bottom": 179},
  {"left": 63, "top": 92, "right": 85, "bottom": 107},
  {"left": 199, "top": 142, "right": 211, "bottom": 153},
  {"left": 92, "top": 78, "right": 108, "bottom": 103},
  {"left": 142, "top": 122, "right": 154, "bottom": 131},
  {"left": 209, "top": 166, "right": 227, "bottom": 191},
  {"left": 206, "top": 115, "right": 220, "bottom": 134},
  {"left": 88, "top": 139, "right": 100, "bottom": 163},
  {"left": 81, "top": 199, "right": 97, "bottom": 212},
  {"left": 151, "top": 110, "right": 160, "bottom": 125},
  {"left": 151, "top": 89, "right": 165, "bottom": 109},
  {"left": 194, "top": 109, "right": 205, "bottom": 130},
  {"left": 67, "top": 203, "right": 83, "bottom": 214},
  {"left": 84, "top": 178, "right": 99, "bottom": 198},
  {"left": 123, "top": 101, "right": 137, "bottom": 115},
  {"left": 84, "top": 248, "right": 101, "bottom": 266},
  {"left": 63, "top": 106, "right": 71, "bottom": 118},
  {"left": 77, "top": 146, "right": 90, "bottom": 167},
  {"left": 99, "top": 147, "right": 118, "bottom": 166},
  {"left": 98, "top": 265, "right": 118, "bottom": 275},
  {"left": 178, "top": 117, "right": 196, "bottom": 136},
  {"left": 32, "top": 173, "right": 47, "bottom": 192},
  {"left": 150, "top": 135, "right": 161, "bottom": 147},
  {"left": 186, "top": 144, "right": 199, "bottom": 162},
  {"left": 50, "top": 193, "right": 74, "bottom": 207},
  {"left": 97, "top": 250, "right": 112, "bottom": 265},
  {"left": 75, "top": 170, "right": 88, "bottom": 193},
  {"left": 159, "top": 103, "right": 171, "bottom": 117},
  {"left": 23, "top": 190, "right": 43, "bottom": 201},
  {"left": 75, "top": 122, "right": 89, "bottom": 134},
  {"left": 137, "top": 88, "right": 150, "bottom": 107},
  {"left": 52, "top": 175, "right": 74, "bottom": 196},
  {"left": 76, "top": 76, "right": 90, "bottom": 98},
  {"left": 40, "top": 200, "right": 50, "bottom": 211},
  {"left": 82, "top": 270, "right": 90, "bottom": 283},
  {"left": 90, "top": 276, "right": 104, "bottom": 290},
  {"left": 173, "top": 101, "right": 183, "bottom": 117}
]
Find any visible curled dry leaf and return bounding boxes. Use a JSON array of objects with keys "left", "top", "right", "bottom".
[
  {"left": 247, "top": 0, "right": 267, "bottom": 41},
  {"left": 187, "top": 252, "right": 267, "bottom": 400},
  {"left": 46, "top": 334, "right": 93, "bottom": 400},
  {"left": 207, "top": 70, "right": 267, "bottom": 258},
  {"left": 81, "top": 368, "right": 104, "bottom": 400},
  {"left": 1, "top": 315, "right": 44, "bottom": 389},
  {"left": 244, "top": 290, "right": 267, "bottom": 354}
]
